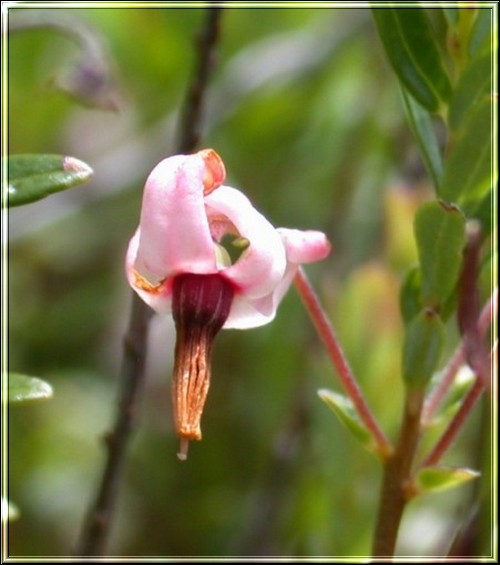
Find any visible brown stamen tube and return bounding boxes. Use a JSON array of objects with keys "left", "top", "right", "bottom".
[{"left": 171, "top": 273, "right": 234, "bottom": 459}]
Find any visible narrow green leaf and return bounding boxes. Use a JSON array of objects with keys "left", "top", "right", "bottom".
[
  {"left": 440, "top": 100, "right": 494, "bottom": 206},
  {"left": 401, "top": 88, "right": 443, "bottom": 188},
  {"left": 5, "top": 154, "right": 93, "bottom": 207},
  {"left": 318, "top": 389, "right": 376, "bottom": 454},
  {"left": 372, "top": 7, "right": 452, "bottom": 112},
  {"left": 402, "top": 308, "right": 445, "bottom": 390},
  {"left": 7, "top": 373, "right": 53, "bottom": 404},
  {"left": 415, "top": 200, "right": 466, "bottom": 308},
  {"left": 449, "top": 51, "right": 493, "bottom": 130},
  {"left": 415, "top": 466, "right": 480, "bottom": 494}
]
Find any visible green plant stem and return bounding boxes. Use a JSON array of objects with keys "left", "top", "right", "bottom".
[
  {"left": 75, "top": 7, "right": 223, "bottom": 556},
  {"left": 294, "top": 267, "right": 392, "bottom": 458},
  {"left": 372, "top": 388, "right": 425, "bottom": 558}
]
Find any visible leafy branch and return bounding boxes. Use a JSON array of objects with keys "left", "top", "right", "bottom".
[{"left": 297, "top": 6, "right": 495, "bottom": 558}]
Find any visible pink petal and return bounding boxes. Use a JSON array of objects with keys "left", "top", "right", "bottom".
[
  {"left": 277, "top": 228, "right": 331, "bottom": 264},
  {"left": 134, "top": 154, "right": 217, "bottom": 285},
  {"left": 223, "top": 229, "right": 331, "bottom": 329},
  {"left": 126, "top": 228, "right": 174, "bottom": 312},
  {"left": 205, "top": 186, "right": 287, "bottom": 298},
  {"left": 224, "top": 292, "right": 277, "bottom": 329}
]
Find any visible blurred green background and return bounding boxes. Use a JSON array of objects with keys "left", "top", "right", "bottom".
[{"left": 7, "top": 6, "right": 491, "bottom": 558}]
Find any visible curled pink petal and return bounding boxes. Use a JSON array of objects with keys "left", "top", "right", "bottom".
[
  {"left": 126, "top": 228, "right": 174, "bottom": 312},
  {"left": 277, "top": 228, "right": 331, "bottom": 264},
  {"left": 205, "top": 186, "right": 287, "bottom": 298},
  {"left": 134, "top": 153, "right": 217, "bottom": 284}
]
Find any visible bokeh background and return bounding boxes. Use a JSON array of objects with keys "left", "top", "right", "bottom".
[{"left": 7, "top": 6, "right": 492, "bottom": 558}]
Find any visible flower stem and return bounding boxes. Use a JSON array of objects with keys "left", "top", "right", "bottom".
[
  {"left": 75, "top": 8, "right": 224, "bottom": 556},
  {"left": 372, "top": 388, "right": 425, "bottom": 557},
  {"left": 294, "top": 267, "right": 392, "bottom": 458},
  {"left": 177, "top": 7, "right": 224, "bottom": 154}
]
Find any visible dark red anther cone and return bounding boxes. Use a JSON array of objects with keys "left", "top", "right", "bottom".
[{"left": 171, "top": 273, "right": 234, "bottom": 459}]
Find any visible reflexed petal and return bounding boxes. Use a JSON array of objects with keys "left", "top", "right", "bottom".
[
  {"left": 134, "top": 154, "right": 217, "bottom": 283},
  {"left": 224, "top": 292, "right": 277, "bottom": 329},
  {"left": 205, "top": 186, "right": 287, "bottom": 298},
  {"left": 223, "top": 230, "right": 331, "bottom": 328},
  {"left": 278, "top": 228, "right": 331, "bottom": 264},
  {"left": 224, "top": 263, "right": 299, "bottom": 329}
]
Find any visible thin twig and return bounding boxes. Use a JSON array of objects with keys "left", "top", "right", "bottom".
[
  {"left": 75, "top": 7, "right": 224, "bottom": 556},
  {"left": 457, "top": 224, "right": 491, "bottom": 389},
  {"left": 177, "top": 8, "right": 223, "bottom": 154},
  {"left": 293, "top": 267, "right": 392, "bottom": 458},
  {"left": 8, "top": 10, "right": 120, "bottom": 110},
  {"left": 76, "top": 295, "right": 153, "bottom": 556}
]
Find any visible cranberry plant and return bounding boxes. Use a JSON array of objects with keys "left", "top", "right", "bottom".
[{"left": 5, "top": 5, "right": 495, "bottom": 560}]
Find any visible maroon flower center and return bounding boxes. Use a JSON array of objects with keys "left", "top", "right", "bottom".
[{"left": 171, "top": 273, "right": 235, "bottom": 459}]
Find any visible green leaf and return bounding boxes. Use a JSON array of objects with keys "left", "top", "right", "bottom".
[
  {"left": 449, "top": 51, "right": 493, "bottom": 130},
  {"left": 5, "top": 154, "right": 93, "bottom": 207},
  {"left": 318, "top": 389, "right": 376, "bottom": 454},
  {"left": 402, "top": 308, "right": 445, "bottom": 390},
  {"left": 372, "top": 7, "right": 452, "bottom": 112},
  {"left": 414, "top": 200, "right": 466, "bottom": 308},
  {"left": 440, "top": 100, "right": 494, "bottom": 206},
  {"left": 400, "top": 265, "right": 458, "bottom": 324},
  {"left": 7, "top": 373, "right": 53, "bottom": 404},
  {"left": 401, "top": 88, "right": 443, "bottom": 188},
  {"left": 415, "top": 466, "right": 480, "bottom": 495}
]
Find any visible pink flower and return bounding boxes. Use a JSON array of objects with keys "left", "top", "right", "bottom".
[{"left": 126, "top": 149, "right": 330, "bottom": 458}]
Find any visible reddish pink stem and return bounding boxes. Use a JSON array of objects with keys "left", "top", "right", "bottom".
[
  {"left": 421, "top": 309, "right": 496, "bottom": 468},
  {"left": 422, "top": 345, "right": 466, "bottom": 426},
  {"left": 294, "top": 267, "right": 392, "bottom": 458},
  {"left": 422, "top": 288, "right": 497, "bottom": 425},
  {"left": 421, "top": 377, "right": 485, "bottom": 467}
]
